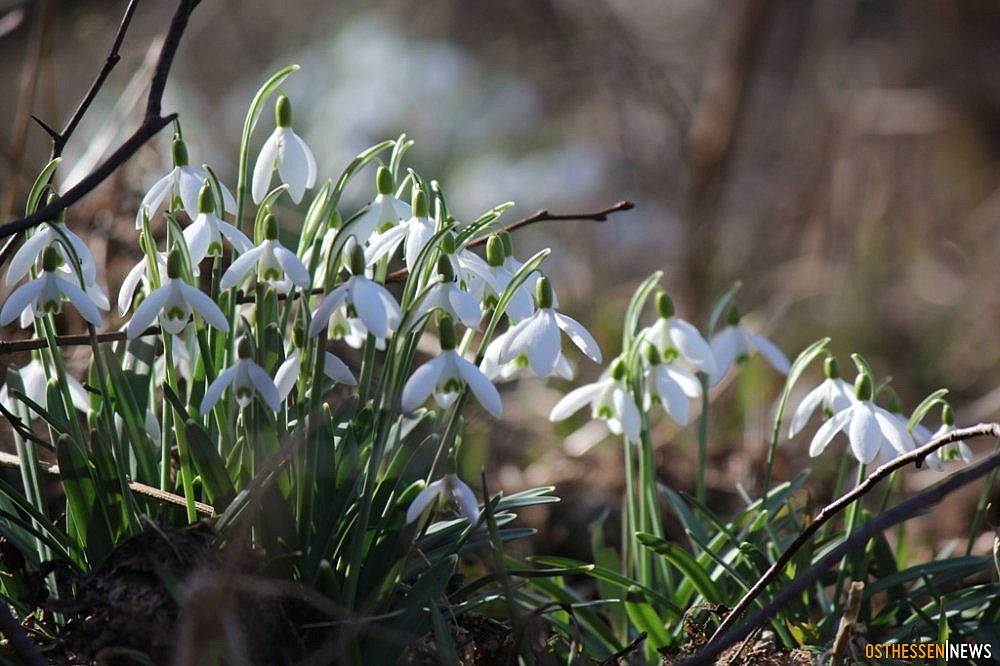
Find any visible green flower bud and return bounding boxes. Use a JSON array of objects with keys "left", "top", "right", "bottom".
[
  {"left": 412, "top": 188, "right": 429, "bottom": 218},
  {"left": 172, "top": 137, "right": 189, "bottom": 167},
  {"left": 292, "top": 323, "right": 306, "bottom": 349},
  {"left": 726, "top": 304, "right": 742, "bottom": 327},
  {"left": 42, "top": 246, "right": 60, "bottom": 272},
  {"left": 655, "top": 292, "right": 675, "bottom": 319},
  {"left": 437, "top": 255, "right": 455, "bottom": 282},
  {"left": 376, "top": 166, "right": 394, "bottom": 195},
  {"left": 263, "top": 213, "right": 279, "bottom": 241},
  {"left": 166, "top": 248, "right": 184, "bottom": 280},
  {"left": 854, "top": 374, "right": 873, "bottom": 401},
  {"left": 535, "top": 276, "right": 554, "bottom": 309},
  {"left": 438, "top": 314, "right": 457, "bottom": 350},
  {"left": 486, "top": 236, "right": 504, "bottom": 267},
  {"left": 823, "top": 356, "right": 840, "bottom": 380},
  {"left": 440, "top": 232, "right": 456, "bottom": 255},
  {"left": 237, "top": 336, "right": 253, "bottom": 359},
  {"left": 275, "top": 95, "right": 292, "bottom": 128},
  {"left": 197, "top": 184, "right": 215, "bottom": 214},
  {"left": 645, "top": 343, "right": 661, "bottom": 366},
  {"left": 610, "top": 357, "right": 628, "bottom": 382},
  {"left": 941, "top": 403, "right": 954, "bottom": 426},
  {"left": 349, "top": 241, "right": 366, "bottom": 275},
  {"left": 498, "top": 230, "right": 513, "bottom": 258}
]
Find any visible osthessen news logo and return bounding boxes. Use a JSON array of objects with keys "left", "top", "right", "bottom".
[{"left": 865, "top": 642, "right": 992, "bottom": 661}]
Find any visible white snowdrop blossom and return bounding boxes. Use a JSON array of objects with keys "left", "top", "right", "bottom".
[
  {"left": 183, "top": 185, "right": 253, "bottom": 265},
  {"left": 309, "top": 244, "right": 402, "bottom": 340},
  {"left": 252, "top": 95, "right": 317, "bottom": 204},
  {"left": 136, "top": 137, "right": 235, "bottom": 228},
  {"left": 642, "top": 350, "right": 701, "bottom": 426},
  {"left": 365, "top": 187, "right": 436, "bottom": 269},
  {"left": 480, "top": 328, "right": 573, "bottom": 382},
  {"left": 118, "top": 251, "right": 170, "bottom": 316},
  {"left": 274, "top": 348, "right": 356, "bottom": 401},
  {"left": 125, "top": 251, "right": 228, "bottom": 338},
  {"left": 498, "top": 277, "right": 601, "bottom": 378},
  {"left": 200, "top": 341, "right": 280, "bottom": 414},
  {"left": 219, "top": 215, "right": 310, "bottom": 293},
  {"left": 406, "top": 474, "right": 479, "bottom": 526},
  {"left": 549, "top": 359, "right": 641, "bottom": 444},
  {"left": 639, "top": 293, "right": 716, "bottom": 375},
  {"left": 412, "top": 258, "right": 483, "bottom": 331},
  {"left": 401, "top": 316, "right": 502, "bottom": 417},
  {"left": 922, "top": 406, "right": 972, "bottom": 471},
  {"left": 708, "top": 305, "right": 790, "bottom": 386},
  {"left": 469, "top": 235, "right": 534, "bottom": 322},
  {"left": 808, "top": 375, "right": 913, "bottom": 464},
  {"left": 348, "top": 166, "right": 411, "bottom": 244},
  {"left": 0, "top": 359, "right": 89, "bottom": 419},
  {"left": 0, "top": 248, "right": 104, "bottom": 327},
  {"left": 788, "top": 357, "right": 854, "bottom": 438},
  {"left": 6, "top": 220, "right": 97, "bottom": 289}
]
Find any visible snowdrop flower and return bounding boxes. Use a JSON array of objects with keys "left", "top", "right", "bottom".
[
  {"left": 480, "top": 327, "right": 573, "bottom": 382},
  {"left": 0, "top": 358, "right": 89, "bottom": 418},
  {"left": 708, "top": 305, "right": 790, "bottom": 386},
  {"left": 549, "top": 358, "right": 641, "bottom": 443},
  {"left": 642, "top": 345, "right": 701, "bottom": 426},
  {"left": 365, "top": 187, "right": 436, "bottom": 269},
  {"left": 118, "top": 249, "right": 168, "bottom": 316},
  {"left": 788, "top": 357, "right": 854, "bottom": 438},
  {"left": 183, "top": 184, "right": 253, "bottom": 265},
  {"left": 6, "top": 213, "right": 97, "bottom": 289},
  {"left": 406, "top": 473, "right": 479, "bottom": 526},
  {"left": 153, "top": 334, "right": 196, "bottom": 385},
  {"left": 923, "top": 405, "right": 972, "bottom": 470},
  {"left": 136, "top": 137, "right": 235, "bottom": 228},
  {"left": 274, "top": 337, "right": 356, "bottom": 401},
  {"left": 639, "top": 293, "right": 716, "bottom": 375},
  {"left": 308, "top": 243, "right": 402, "bottom": 340},
  {"left": 0, "top": 247, "right": 104, "bottom": 327},
  {"left": 499, "top": 276, "right": 601, "bottom": 378},
  {"left": 125, "top": 249, "right": 229, "bottom": 338},
  {"left": 808, "top": 374, "right": 913, "bottom": 464},
  {"left": 346, "top": 166, "right": 411, "bottom": 244},
  {"left": 200, "top": 338, "right": 280, "bottom": 414},
  {"left": 219, "top": 214, "right": 311, "bottom": 293},
  {"left": 252, "top": 95, "right": 317, "bottom": 204},
  {"left": 470, "top": 235, "right": 534, "bottom": 322},
  {"left": 401, "top": 315, "right": 502, "bottom": 417},
  {"left": 412, "top": 256, "right": 483, "bottom": 330}
]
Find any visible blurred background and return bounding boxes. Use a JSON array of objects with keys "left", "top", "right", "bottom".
[{"left": 2, "top": 0, "right": 1000, "bottom": 556}]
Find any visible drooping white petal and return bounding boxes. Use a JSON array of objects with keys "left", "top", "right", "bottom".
[
  {"left": 118, "top": 257, "right": 149, "bottom": 315},
  {"left": 849, "top": 403, "right": 880, "bottom": 464},
  {"left": 251, "top": 131, "right": 281, "bottom": 204},
  {"left": 0, "top": 278, "right": 45, "bottom": 325},
  {"left": 247, "top": 362, "right": 280, "bottom": 411},
  {"left": 273, "top": 245, "right": 311, "bottom": 288},
  {"left": 555, "top": 312, "right": 602, "bottom": 364},
  {"left": 179, "top": 282, "right": 229, "bottom": 331},
  {"left": 177, "top": 166, "right": 206, "bottom": 217},
  {"left": 136, "top": 173, "right": 174, "bottom": 228},
  {"left": 401, "top": 355, "right": 447, "bottom": 413},
  {"left": 56, "top": 277, "right": 103, "bottom": 326},
  {"left": 406, "top": 479, "right": 445, "bottom": 524},
  {"left": 6, "top": 228, "right": 50, "bottom": 285},
  {"left": 126, "top": 286, "right": 172, "bottom": 339},
  {"left": 219, "top": 245, "right": 264, "bottom": 290},
  {"left": 789, "top": 382, "right": 831, "bottom": 438},
  {"left": 549, "top": 381, "right": 605, "bottom": 422},
  {"left": 454, "top": 353, "right": 503, "bottom": 417},
  {"left": 652, "top": 367, "right": 690, "bottom": 426},
  {"left": 323, "top": 352, "right": 357, "bottom": 385},
  {"left": 613, "top": 386, "right": 641, "bottom": 442},
  {"left": 218, "top": 221, "right": 253, "bottom": 254},
  {"left": 364, "top": 224, "right": 407, "bottom": 265},
  {"left": 808, "top": 406, "right": 854, "bottom": 457},
  {"left": 447, "top": 286, "right": 483, "bottom": 330},
  {"left": 518, "top": 311, "right": 560, "bottom": 377},
  {"left": 708, "top": 326, "right": 741, "bottom": 386},
  {"left": 275, "top": 350, "right": 301, "bottom": 401},
  {"left": 448, "top": 475, "right": 480, "bottom": 525},
  {"left": 278, "top": 129, "right": 317, "bottom": 203},
  {"left": 200, "top": 365, "right": 238, "bottom": 415},
  {"left": 308, "top": 287, "right": 349, "bottom": 337},
  {"left": 746, "top": 330, "right": 790, "bottom": 374},
  {"left": 403, "top": 217, "right": 436, "bottom": 269},
  {"left": 668, "top": 317, "right": 717, "bottom": 374},
  {"left": 873, "top": 409, "right": 915, "bottom": 457}
]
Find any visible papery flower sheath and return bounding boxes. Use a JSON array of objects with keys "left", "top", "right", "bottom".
[{"left": 252, "top": 95, "right": 317, "bottom": 204}]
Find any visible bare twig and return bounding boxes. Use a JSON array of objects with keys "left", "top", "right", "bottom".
[
  {"left": 685, "top": 423, "right": 1000, "bottom": 666},
  {"left": 829, "top": 581, "right": 864, "bottom": 666},
  {"left": 0, "top": 0, "right": 202, "bottom": 261},
  {"left": 708, "top": 423, "right": 1000, "bottom": 644}
]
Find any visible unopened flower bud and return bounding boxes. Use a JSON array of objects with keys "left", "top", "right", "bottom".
[
  {"left": 535, "top": 276, "right": 554, "bottom": 309},
  {"left": 486, "top": 236, "right": 504, "bottom": 267},
  {"left": 172, "top": 137, "right": 189, "bottom": 167},
  {"left": 824, "top": 356, "right": 840, "bottom": 380},
  {"left": 941, "top": 403, "right": 955, "bottom": 426},
  {"left": 854, "top": 374, "right": 873, "bottom": 401},
  {"left": 412, "top": 188, "right": 429, "bottom": 218},
  {"left": 440, "top": 232, "right": 456, "bottom": 255},
  {"left": 275, "top": 95, "right": 292, "bottom": 128},
  {"left": 197, "top": 184, "right": 215, "bottom": 214},
  {"left": 376, "top": 166, "right": 394, "bottom": 195},
  {"left": 655, "top": 292, "right": 675, "bottom": 319},
  {"left": 498, "top": 230, "right": 513, "bottom": 258}
]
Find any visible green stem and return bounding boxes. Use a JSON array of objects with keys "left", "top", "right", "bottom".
[
  {"left": 162, "top": 334, "right": 198, "bottom": 523},
  {"left": 697, "top": 373, "right": 710, "bottom": 504},
  {"left": 966, "top": 438, "right": 1000, "bottom": 556}
]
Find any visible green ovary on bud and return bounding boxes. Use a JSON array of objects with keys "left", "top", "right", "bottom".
[
  {"left": 941, "top": 403, "right": 955, "bottom": 426},
  {"left": 498, "top": 230, "right": 513, "bottom": 258},
  {"left": 275, "top": 95, "right": 292, "bottom": 128},
  {"left": 166, "top": 249, "right": 184, "bottom": 280},
  {"left": 610, "top": 357, "right": 627, "bottom": 382},
  {"left": 172, "top": 137, "right": 189, "bottom": 167},
  {"left": 438, "top": 315, "right": 457, "bottom": 350},
  {"left": 824, "top": 356, "right": 840, "bottom": 380},
  {"left": 655, "top": 292, "right": 675, "bottom": 319},
  {"left": 237, "top": 336, "right": 253, "bottom": 359},
  {"left": 197, "top": 184, "right": 215, "bottom": 214},
  {"left": 645, "top": 343, "right": 661, "bottom": 367},
  {"left": 42, "top": 246, "right": 60, "bottom": 273},
  {"left": 412, "top": 188, "right": 429, "bottom": 218},
  {"left": 292, "top": 324, "right": 306, "bottom": 349},
  {"left": 726, "top": 304, "right": 742, "bottom": 326},
  {"left": 440, "top": 232, "right": 456, "bottom": 255},
  {"left": 486, "top": 236, "right": 504, "bottom": 267},
  {"left": 854, "top": 374, "right": 873, "bottom": 401},
  {"left": 376, "top": 166, "right": 394, "bottom": 195},
  {"left": 535, "top": 276, "right": 554, "bottom": 309},
  {"left": 437, "top": 255, "right": 455, "bottom": 282},
  {"left": 45, "top": 192, "right": 66, "bottom": 224},
  {"left": 263, "top": 214, "right": 279, "bottom": 241},
  {"left": 348, "top": 242, "right": 366, "bottom": 275}
]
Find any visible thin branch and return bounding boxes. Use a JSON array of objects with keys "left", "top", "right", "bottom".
[
  {"left": 0, "top": 327, "right": 158, "bottom": 355},
  {"left": 696, "top": 423, "right": 1000, "bottom": 662},
  {"left": 0, "top": 0, "right": 202, "bottom": 261}
]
